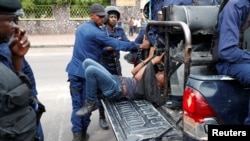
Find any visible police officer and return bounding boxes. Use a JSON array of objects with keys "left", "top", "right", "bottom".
[
  {"left": 0, "top": 1, "right": 45, "bottom": 141},
  {"left": 66, "top": 3, "right": 150, "bottom": 141},
  {"left": 215, "top": 0, "right": 250, "bottom": 124},
  {"left": 98, "top": 6, "right": 131, "bottom": 130},
  {"left": 124, "top": 10, "right": 165, "bottom": 65},
  {"left": 100, "top": 6, "right": 130, "bottom": 75}
]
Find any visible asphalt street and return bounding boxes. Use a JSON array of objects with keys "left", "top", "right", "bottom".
[{"left": 26, "top": 47, "right": 133, "bottom": 141}]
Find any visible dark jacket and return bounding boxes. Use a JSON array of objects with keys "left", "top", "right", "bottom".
[
  {"left": 0, "top": 43, "right": 37, "bottom": 97},
  {"left": 100, "top": 26, "right": 130, "bottom": 75}
]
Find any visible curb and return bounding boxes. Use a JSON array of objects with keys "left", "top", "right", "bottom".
[{"left": 31, "top": 44, "right": 73, "bottom": 48}]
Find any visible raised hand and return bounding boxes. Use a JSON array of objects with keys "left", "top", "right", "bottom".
[
  {"left": 9, "top": 27, "right": 30, "bottom": 58},
  {"left": 151, "top": 52, "right": 165, "bottom": 65},
  {"left": 9, "top": 27, "right": 30, "bottom": 71}
]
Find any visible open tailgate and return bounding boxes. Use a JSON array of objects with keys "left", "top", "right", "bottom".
[{"left": 102, "top": 98, "right": 182, "bottom": 141}]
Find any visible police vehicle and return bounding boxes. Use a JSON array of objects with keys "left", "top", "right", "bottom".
[{"left": 102, "top": 1, "right": 250, "bottom": 141}]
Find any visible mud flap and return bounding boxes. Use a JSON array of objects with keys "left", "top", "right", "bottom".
[{"left": 102, "top": 98, "right": 178, "bottom": 141}]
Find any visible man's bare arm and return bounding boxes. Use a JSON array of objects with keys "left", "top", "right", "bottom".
[
  {"left": 131, "top": 47, "right": 155, "bottom": 76},
  {"left": 132, "top": 47, "right": 165, "bottom": 81}
]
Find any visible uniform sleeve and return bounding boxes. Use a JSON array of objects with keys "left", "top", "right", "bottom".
[
  {"left": 163, "top": 0, "right": 193, "bottom": 7},
  {"left": 120, "top": 28, "right": 130, "bottom": 42},
  {"left": 134, "top": 28, "right": 145, "bottom": 44},
  {"left": 96, "top": 31, "right": 139, "bottom": 51},
  {"left": 148, "top": 28, "right": 156, "bottom": 46},
  {"left": 22, "top": 59, "right": 38, "bottom": 96},
  {"left": 218, "top": 3, "right": 250, "bottom": 63}
]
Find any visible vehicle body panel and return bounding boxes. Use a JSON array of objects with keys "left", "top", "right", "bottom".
[{"left": 186, "top": 74, "right": 249, "bottom": 125}]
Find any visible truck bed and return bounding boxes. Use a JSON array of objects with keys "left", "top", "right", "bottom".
[{"left": 102, "top": 98, "right": 183, "bottom": 141}]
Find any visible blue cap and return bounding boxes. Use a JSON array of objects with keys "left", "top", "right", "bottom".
[{"left": 0, "top": 0, "right": 22, "bottom": 15}]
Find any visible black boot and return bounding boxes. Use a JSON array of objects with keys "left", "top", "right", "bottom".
[
  {"left": 76, "top": 100, "right": 98, "bottom": 116},
  {"left": 72, "top": 132, "right": 82, "bottom": 141},
  {"left": 99, "top": 118, "right": 109, "bottom": 130},
  {"left": 98, "top": 102, "right": 109, "bottom": 130},
  {"left": 82, "top": 129, "right": 89, "bottom": 141},
  {"left": 99, "top": 109, "right": 109, "bottom": 130}
]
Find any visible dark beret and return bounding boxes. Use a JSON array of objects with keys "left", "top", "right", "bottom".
[{"left": 0, "top": 0, "right": 22, "bottom": 15}]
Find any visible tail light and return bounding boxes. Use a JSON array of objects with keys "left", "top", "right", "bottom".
[
  {"left": 183, "top": 86, "right": 217, "bottom": 122},
  {"left": 182, "top": 86, "right": 220, "bottom": 140}
]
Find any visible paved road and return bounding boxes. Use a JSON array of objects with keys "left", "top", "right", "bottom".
[{"left": 26, "top": 47, "right": 133, "bottom": 141}]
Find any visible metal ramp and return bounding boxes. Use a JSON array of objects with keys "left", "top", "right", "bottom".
[{"left": 102, "top": 99, "right": 175, "bottom": 141}]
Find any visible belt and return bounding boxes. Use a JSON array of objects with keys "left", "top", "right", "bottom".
[{"left": 119, "top": 76, "right": 127, "bottom": 97}]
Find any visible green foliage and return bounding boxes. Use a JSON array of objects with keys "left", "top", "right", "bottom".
[
  {"left": 21, "top": 0, "right": 110, "bottom": 7},
  {"left": 21, "top": 0, "right": 35, "bottom": 9},
  {"left": 55, "top": 0, "right": 71, "bottom": 5},
  {"left": 71, "top": 0, "right": 79, "bottom": 5}
]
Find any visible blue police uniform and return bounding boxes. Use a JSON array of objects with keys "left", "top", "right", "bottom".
[
  {"left": 150, "top": 0, "right": 164, "bottom": 21},
  {"left": 148, "top": 0, "right": 164, "bottom": 47},
  {"left": 123, "top": 28, "right": 145, "bottom": 65},
  {"left": 124, "top": 0, "right": 164, "bottom": 65},
  {"left": 135, "top": 28, "right": 146, "bottom": 44},
  {"left": 129, "top": 28, "right": 145, "bottom": 61},
  {"left": 215, "top": 0, "right": 250, "bottom": 124},
  {"left": 163, "top": 0, "right": 192, "bottom": 6},
  {"left": 163, "top": 0, "right": 218, "bottom": 6},
  {"left": 140, "top": 0, "right": 191, "bottom": 47},
  {"left": 0, "top": 43, "right": 44, "bottom": 141},
  {"left": 66, "top": 20, "right": 139, "bottom": 133},
  {"left": 216, "top": 0, "right": 250, "bottom": 83},
  {"left": 100, "top": 26, "right": 130, "bottom": 75}
]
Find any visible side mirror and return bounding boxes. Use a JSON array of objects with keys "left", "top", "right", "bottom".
[{"left": 142, "top": 2, "right": 150, "bottom": 19}]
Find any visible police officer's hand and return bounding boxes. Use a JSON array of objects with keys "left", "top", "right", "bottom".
[
  {"left": 9, "top": 27, "right": 30, "bottom": 71},
  {"left": 9, "top": 27, "right": 30, "bottom": 58},
  {"left": 140, "top": 38, "right": 150, "bottom": 49}
]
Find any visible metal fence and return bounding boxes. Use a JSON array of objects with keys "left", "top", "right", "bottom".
[
  {"left": 70, "top": 5, "right": 90, "bottom": 20},
  {"left": 21, "top": 5, "right": 54, "bottom": 20},
  {"left": 20, "top": 4, "right": 108, "bottom": 20}
]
